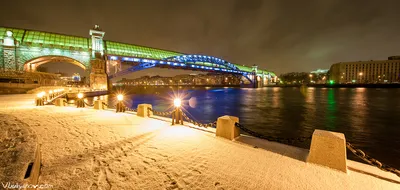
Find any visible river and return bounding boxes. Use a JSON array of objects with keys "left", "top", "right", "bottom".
[{"left": 101, "top": 86, "right": 400, "bottom": 169}]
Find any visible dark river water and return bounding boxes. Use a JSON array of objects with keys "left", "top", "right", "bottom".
[{"left": 102, "top": 86, "right": 400, "bottom": 168}]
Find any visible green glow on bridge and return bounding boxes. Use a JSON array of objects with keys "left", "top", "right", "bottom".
[{"left": 0, "top": 26, "right": 276, "bottom": 78}]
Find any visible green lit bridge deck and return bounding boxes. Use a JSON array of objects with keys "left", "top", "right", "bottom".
[{"left": 0, "top": 26, "right": 276, "bottom": 87}]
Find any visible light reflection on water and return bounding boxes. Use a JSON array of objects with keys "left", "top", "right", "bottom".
[{"left": 89, "top": 87, "right": 400, "bottom": 168}]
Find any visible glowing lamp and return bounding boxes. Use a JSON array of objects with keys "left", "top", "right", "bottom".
[
  {"left": 94, "top": 97, "right": 98, "bottom": 101},
  {"left": 174, "top": 98, "right": 182, "bottom": 107},
  {"left": 77, "top": 93, "right": 84, "bottom": 99},
  {"left": 117, "top": 94, "right": 124, "bottom": 101},
  {"left": 49, "top": 90, "right": 53, "bottom": 94},
  {"left": 37, "top": 93, "right": 43, "bottom": 98}
]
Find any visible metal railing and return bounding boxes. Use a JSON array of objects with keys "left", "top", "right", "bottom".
[
  {"left": 36, "top": 99, "right": 400, "bottom": 178},
  {"left": 84, "top": 101, "right": 94, "bottom": 107},
  {"left": 235, "top": 122, "right": 400, "bottom": 178},
  {"left": 147, "top": 107, "right": 216, "bottom": 128},
  {"left": 346, "top": 142, "right": 400, "bottom": 177}
]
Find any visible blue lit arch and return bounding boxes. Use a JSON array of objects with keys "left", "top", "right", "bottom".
[{"left": 164, "top": 54, "right": 240, "bottom": 71}]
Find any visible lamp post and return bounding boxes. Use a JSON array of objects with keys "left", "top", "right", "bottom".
[
  {"left": 49, "top": 90, "right": 53, "bottom": 99},
  {"left": 359, "top": 72, "right": 363, "bottom": 84},
  {"left": 172, "top": 98, "right": 183, "bottom": 125},
  {"left": 309, "top": 74, "right": 313, "bottom": 83},
  {"left": 116, "top": 94, "right": 126, "bottom": 113},
  {"left": 76, "top": 93, "right": 85, "bottom": 108},
  {"left": 35, "top": 92, "right": 44, "bottom": 106}
]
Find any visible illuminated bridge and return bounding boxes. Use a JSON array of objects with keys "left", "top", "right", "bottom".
[{"left": 0, "top": 26, "right": 276, "bottom": 88}]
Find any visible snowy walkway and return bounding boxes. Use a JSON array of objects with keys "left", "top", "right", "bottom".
[{"left": 0, "top": 94, "right": 399, "bottom": 190}]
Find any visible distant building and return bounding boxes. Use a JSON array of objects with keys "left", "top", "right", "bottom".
[
  {"left": 329, "top": 56, "right": 400, "bottom": 84},
  {"left": 72, "top": 73, "right": 81, "bottom": 82}
]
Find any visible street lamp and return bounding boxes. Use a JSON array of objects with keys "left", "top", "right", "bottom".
[
  {"left": 116, "top": 94, "right": 125, "bottom": 113},
  {"left": 49, "top": 90, "right": 54, "bottom": 99},
  {"left": 37, "top": 92, "right": 44, "bottom": 98},
  {"left": 117, "top": 94, "right": 124, "bottom": 101},
  {"left": 174, "top": 98, "right": 181, "bottom": 107},
  {"left": 35, "top": 92, "right": 44, "bottom": 106},
  {"left": 359, "top": 72, "right": 363, "bottom": 83},
  {"left": 77, "top": 93, "right": 84, "bottom": 108},
  {"left": 172, "top": 98, "right": 183, "bottom": 125}
]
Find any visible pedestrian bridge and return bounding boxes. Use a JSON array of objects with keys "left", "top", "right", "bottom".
[{"left": 0, "top": 26, "right": 276, "bottom": 88}]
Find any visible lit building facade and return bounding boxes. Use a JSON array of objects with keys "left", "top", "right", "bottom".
[{"left": 329, "top": 56, "right": 400, "bottom": 84}]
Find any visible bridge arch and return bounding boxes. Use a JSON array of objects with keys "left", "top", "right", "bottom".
[
  {"left": 164, "top": 54, "right": 240, "bottom": 71},
  {"left": 23, "top": 55, "right": 86, "bottom": 72}
]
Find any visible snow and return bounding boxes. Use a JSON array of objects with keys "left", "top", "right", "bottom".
[{"left": 0, "top": 94, "right": 399, "bottom": 190}]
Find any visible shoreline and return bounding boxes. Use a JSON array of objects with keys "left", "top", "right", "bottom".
[{"left": 0, "top": 94, "right": 399, "bottom": 189}]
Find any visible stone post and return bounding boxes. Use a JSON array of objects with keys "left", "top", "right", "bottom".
[
  {"left": 307, "top": 129, "right": 347, "bottom": 173},
  {"left": 137, "top": 104, "right": 153, "bottom": 117},
  {"left": 216, "top": 115, "right": 240, "bottom": 140},
  {"left": 55, "top": 98, "right": 66, "bottom": 106},
  {"left": 94, "top": 100, "right": 104, "bottom": 110}
]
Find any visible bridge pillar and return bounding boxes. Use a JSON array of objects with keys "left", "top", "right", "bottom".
[
  {"left": 1, "top": 31, "right": 18, "bottom": 71},
  {"left": 251, "top": 65, "right": 258, "bottom": 88},
  {"left": 89, "top": 25, "right": 108, "bottom": 91},
  {"left": 89, "top": 53, "right": 108, "bottom": 90},
  {"left": 261, "top": 71, "right": 265, "bottom": 87}
]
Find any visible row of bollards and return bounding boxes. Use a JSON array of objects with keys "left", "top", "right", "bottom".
[
  {"left": 39, "top": 93, "right": 357, "bottom": 175},
  {"left": 38, "top": 93, "right": 182, "bottom": 125},
  {"left": 35, "top": 89, "right": 65, "bottom": 106}
]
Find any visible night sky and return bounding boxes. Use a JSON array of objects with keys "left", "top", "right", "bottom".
[{"left": 1, "top": 0, "right": 400, "bottom": 78}]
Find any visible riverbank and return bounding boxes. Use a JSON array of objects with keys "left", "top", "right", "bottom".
[{"left": 0, "top": 94, "right": 399, "bottom": 189}]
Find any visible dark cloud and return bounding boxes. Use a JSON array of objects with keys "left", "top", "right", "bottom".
[{"left": 1, "top": 0, "right": 400, "bottom": 76}]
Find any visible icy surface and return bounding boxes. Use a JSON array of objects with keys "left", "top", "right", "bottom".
[
  {"left": 0, "top": 114, "right": 36, "bottom": 184},
  {"left": 0, "top": 94, "right": 399, "bottom": 190}
]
